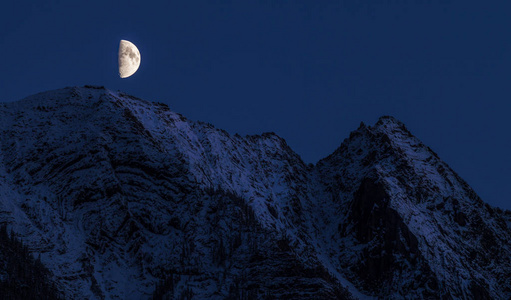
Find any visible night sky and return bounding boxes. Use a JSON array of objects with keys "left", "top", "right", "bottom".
[{"left": 1, "top": 1, "right": 510, "bottom": 210}]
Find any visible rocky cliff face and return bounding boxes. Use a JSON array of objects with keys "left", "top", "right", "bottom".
[{"left": 0, "top": 86, "right": 509, "bottom": 299}]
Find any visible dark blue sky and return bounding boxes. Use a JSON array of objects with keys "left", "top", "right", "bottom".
[{"left": 1, "top": 1, "right": 510, "bottom": 209}]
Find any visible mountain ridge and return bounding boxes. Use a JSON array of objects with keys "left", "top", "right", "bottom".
[{"left": 0, "top": 86, "right": 509, "bottom": 299}]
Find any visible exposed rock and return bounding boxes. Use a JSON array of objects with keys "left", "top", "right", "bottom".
[{"left": 0, "top": 86, "right": 509, "bottom": 299}]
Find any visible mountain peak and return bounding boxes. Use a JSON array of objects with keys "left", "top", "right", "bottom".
[
  {"left": 0, "top": 87, "right": 509, "bottom": 299},
  {"left": 372, "top": 115, "right": 412, "bottom": 136},
  {"left": 376, "top": 115, "right": 402, "bottom": 125}
]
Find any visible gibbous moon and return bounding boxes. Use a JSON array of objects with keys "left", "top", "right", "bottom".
[{"left": 118, "top": 40, "right": 141, "bottom": 78}]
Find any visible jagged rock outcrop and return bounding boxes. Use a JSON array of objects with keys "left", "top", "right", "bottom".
[
  {"left": 314, "top": 116, "right": 511, "bottom": 299},
  {"left": 0, "top": 86, "right": 509, "bottom": 299}
]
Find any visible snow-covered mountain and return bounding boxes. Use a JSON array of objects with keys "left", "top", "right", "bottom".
[{"left": 0, "top": 86, "right": 509, "bottom": 299}]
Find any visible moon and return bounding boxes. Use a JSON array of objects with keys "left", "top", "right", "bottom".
[{"left": 118, "top": 40, "right": 141, "bottom": 78}]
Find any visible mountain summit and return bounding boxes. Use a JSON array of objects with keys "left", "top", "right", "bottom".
[{"left": 0, "top": 86, "right": 509, "bottom": 299}]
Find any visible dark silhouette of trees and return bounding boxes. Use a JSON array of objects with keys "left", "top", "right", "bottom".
[{"left": 0, "top": 225, "right": 62, "bottom": 300}]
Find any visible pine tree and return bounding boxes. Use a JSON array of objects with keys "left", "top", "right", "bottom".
[{"left": 0, "top": 225, "right": 63, "bottom": 299}]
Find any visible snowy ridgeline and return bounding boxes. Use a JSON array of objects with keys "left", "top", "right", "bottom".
[{"left": 0, "top": 86, "right": 509, "bottom": 299}]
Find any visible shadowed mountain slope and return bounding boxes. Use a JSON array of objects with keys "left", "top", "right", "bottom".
[{"left": 0, "top": 86, "right": 509, "bottom": 299}]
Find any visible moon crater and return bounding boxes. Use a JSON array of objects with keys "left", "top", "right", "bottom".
[{"left": 118, "top": 40, "right": 141, "bottom": 78}]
